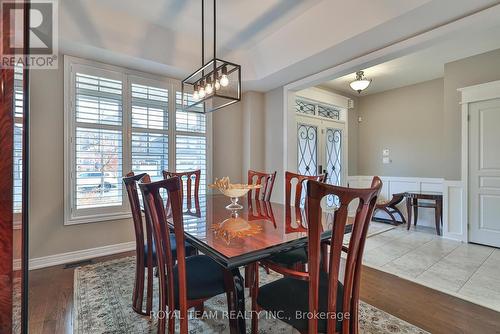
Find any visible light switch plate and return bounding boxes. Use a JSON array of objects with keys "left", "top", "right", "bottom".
[
  {"left": 382, "top": 157, "right": 391, "bottom": 164},
  {"left": 383, "top": 148, "right": 390, "bottom": 156}
]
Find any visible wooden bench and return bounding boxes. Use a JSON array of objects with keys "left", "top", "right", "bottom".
[{"left": 373, "top": 192, "right": 406, "bottom": 225}]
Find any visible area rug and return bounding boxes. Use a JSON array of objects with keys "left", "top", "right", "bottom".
[{"left": 74, "top": 257, "right": 428, "bottom": 334}]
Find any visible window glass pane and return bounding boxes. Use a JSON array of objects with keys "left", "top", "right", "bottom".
[
  {"left": 75, "top": 127, "right": 123, "bottom": 209},
  {"left": 176, "top": 135, "right": 207, "bottom": 194},
  {"left": 317, "top": 104, "right": 340, "bottom": 120},
  {"left": 175, "top": 91, "right": 206, "bottom": 133},
  {"left": 75, "top": 73, "right": 122, "bottom": 126},
  {"left": 296, "top": 99, "right": 315, "bottom": 115}
]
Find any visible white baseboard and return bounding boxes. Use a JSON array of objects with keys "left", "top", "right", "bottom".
[{"left": 29, "top": 241, "right": 136, "bottom": 270}]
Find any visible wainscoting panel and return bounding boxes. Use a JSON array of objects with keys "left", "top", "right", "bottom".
[{"left": 348, "top": 176, "right": 464, "bottom": 241}]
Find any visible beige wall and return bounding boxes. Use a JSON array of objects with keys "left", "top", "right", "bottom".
[
  {"left": 264, "top": 88, "right": 285, "bottom": 203},
  {"left": 212, "top": 102, "right": 243, "bottom": 182},
  {"left": 242, "top": 91, "right": 266, "bottom": 179},
  {"left": 443, "top": 48, "right": 500, "bottom": 180},
  {"left": 29, "top": 56, "right": 244, "bottom": 258},
  {"left": 29, "top": 57, "right": 135, "bottom": 258},
  {"left": 357, "top": 78, "right": 444, "bottom": 178}
]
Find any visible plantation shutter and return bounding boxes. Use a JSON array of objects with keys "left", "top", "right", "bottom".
[{"left": 74, "top": 72, "right": 124, "bottom": 210}]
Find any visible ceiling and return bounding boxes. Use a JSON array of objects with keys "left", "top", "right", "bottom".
[
  {"left": 59, "top": 0, "right": 500, "bottom": 91},
  {"left": 320, "top": 21, "right": 500, "bottom": 96}
]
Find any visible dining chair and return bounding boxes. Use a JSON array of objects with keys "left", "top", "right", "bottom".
[
  {"left": 139, "top": 177, "right": 240, "bottom": 334},
  {"left": 123, "top": 172, "right": 196, "bottom": 316},
  {"left": 247, "top": 170, "right": 277, "bottom": 201},
  {"left": 250, "top": 177, "right": 382, "bottom": 334},
  {"left": 163, "top": 170, "right": 201, "bottom": 217},
  {"left": 266, "top": 171, "right": 326, "bottom": 268}
]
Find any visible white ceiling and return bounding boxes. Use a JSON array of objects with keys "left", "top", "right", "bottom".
[
  {"left": 320, "top": 21, "right": 500, "bottom": 96},
  {"left": 59, "top": 0, "right": 500, "bottom": 91}
]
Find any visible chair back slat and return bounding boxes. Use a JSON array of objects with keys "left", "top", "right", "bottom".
[
  {"left": 163, "top": 170, "right": 201, "bottom": 216},
  {"left": 248, "top": 170, "right": 277, "bottom": 201},
  {"left": 306, "top": 177, "right": 382, "bottom": 334},
  {"left": 285, "top": 171, "right": 326, "bottom": 208},
  {"left": 140, "top": 177, "right": 189, "bottom": 333}
]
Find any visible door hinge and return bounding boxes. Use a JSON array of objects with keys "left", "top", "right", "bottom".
[{"left": 467, "top": 115, "right": 470, "bottom": 122}]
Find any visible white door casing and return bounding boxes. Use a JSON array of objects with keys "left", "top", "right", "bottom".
[{"left": 468, "top": 98, "right": 500, "bottom": 247}]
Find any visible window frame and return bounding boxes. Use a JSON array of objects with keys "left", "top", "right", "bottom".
[{"left": 64, "top": 56, "right": 212, "bottom": 225}]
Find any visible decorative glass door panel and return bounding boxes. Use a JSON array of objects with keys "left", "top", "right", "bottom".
[
  {"left": 297, "top": 123, "right": 318, "bottom": 177},
  {"left": 325, "top": 128, "right": 342, "bottom": 207},
  {"left": 296, "top": 111, "right": 345, "bottom": 208}
]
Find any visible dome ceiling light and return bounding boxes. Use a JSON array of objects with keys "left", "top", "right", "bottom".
[{"left": 349, "top": 70, "right": 372, "bottom": 94}]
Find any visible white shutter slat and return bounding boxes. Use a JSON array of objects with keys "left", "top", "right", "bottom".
[{"left": 131, "top": 83, "right": 169, "bottom": 181}]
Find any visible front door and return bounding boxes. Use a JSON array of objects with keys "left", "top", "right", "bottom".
[
  {"left": 297, "top": 115, "right": 345, "bottom": 207},
  {"left": 469, "top": 98, "right": 500, "bottom": 247}
]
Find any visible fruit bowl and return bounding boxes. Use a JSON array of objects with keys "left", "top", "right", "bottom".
[{"left": 209, "top": 177, "right": 261, "bottom": 209}]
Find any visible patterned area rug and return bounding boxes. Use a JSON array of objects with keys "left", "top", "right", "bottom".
[{"left": 74, "top": 256, "right": 427, "bottom": 334}]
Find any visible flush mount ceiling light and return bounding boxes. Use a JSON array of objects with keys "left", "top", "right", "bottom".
[
  {"left": 182, "top": 0, "right": 241, "bottom": 113},
  {"left": 349, "top": 70, "right": 372, "bottom": 94}
]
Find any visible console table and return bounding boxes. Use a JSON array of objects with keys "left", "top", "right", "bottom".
[{"left": 405, "top": 191, "right": 443, "bottom": 235}]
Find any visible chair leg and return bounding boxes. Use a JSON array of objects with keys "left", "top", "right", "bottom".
[
  {"left": 133, "top": 262, "right": 146, "bottom": 315},
  {"left": 250, "top": 263, "right": 259, "bottom": 334},
  {"left": 413, "top": 198, "right": 419, "bottom": 226},
  {"left": 244, "top": 265, "right": 250, "bottom": 288},
  {"left": 223, "top": 270, "right": 241, "bottom": 333},
  {"left": 435, "top": 200, "right": 442, "bottom": 236},
  {"left": 146, "top": 264, "right": 153, "bottom": 314},
  {"left": 406, "top": 199, "right": 412, "bottom": 230}
]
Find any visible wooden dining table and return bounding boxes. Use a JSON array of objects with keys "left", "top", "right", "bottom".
[{"left": 167, "top": 193, "right": 352, "bottom": 334}]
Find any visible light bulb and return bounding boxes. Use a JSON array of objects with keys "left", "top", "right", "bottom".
[
  {"left": 199, "top": 86, "right": 206, "bottom": 98},
  {"left": 215, "top": 79, "right": 221, "bottom": 90},
  {"left": 193, "top": 90, "right": 199, "bottom": 101},
  {"left": 206, "top": 83, "right": 213, "bottom": 94},
  {"left": 220, "top": 74, "right": 229, "bottom": 87}
]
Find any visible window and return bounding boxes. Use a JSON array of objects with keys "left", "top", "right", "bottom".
[
  {"left": 295, "top": 98, "right": 341, "bottom": 121},
  {"left": 65, "top": 57, "right": 211, "bottom": 224},
  {"left": 13, "top": 64, "right": 23, "bottom": 217}
]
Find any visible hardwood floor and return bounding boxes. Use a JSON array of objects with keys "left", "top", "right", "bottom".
[{"left": 28, "top": 252, "right": 500, "bottom": 334}]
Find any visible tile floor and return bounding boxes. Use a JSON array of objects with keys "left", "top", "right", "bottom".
[{"left": 362, "top": 223, "right": 500, "bottom": 312}]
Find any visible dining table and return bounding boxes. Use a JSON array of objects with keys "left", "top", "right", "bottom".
[{"left": 167, "top": 193, "right": 352, "bottom": 334}]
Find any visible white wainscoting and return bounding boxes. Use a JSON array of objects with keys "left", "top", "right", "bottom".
[{"left": 347, "top": 176, "right": 465, "bottom": 242}]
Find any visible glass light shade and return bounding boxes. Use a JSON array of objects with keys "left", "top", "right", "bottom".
[
  {"left": 350, "top": 79, "right": 371, "bottom": 92},
  {"left": 215, "top": 79, "right": 221, "bottom": 90},
  {"left": 349, "top": 70, "right": 371, "bottom": 93},
  {"left": 193, "top": 90, "right": 200, "bottom": 101}
]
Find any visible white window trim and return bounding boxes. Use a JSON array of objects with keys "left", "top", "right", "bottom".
[{"left": 63, "top": 55, "right": 212, "bottom": 225}]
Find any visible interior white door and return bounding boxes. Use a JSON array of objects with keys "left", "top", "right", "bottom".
[{"left": 469, "top": 98, "right": 500, "bottom": 247}]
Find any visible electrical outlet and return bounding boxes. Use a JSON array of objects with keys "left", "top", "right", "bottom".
[{"left": 382, "top": 157, "right": 391, "bottom": 164}]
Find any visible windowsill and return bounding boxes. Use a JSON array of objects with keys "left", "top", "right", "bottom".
[{"left": 64, "top": 212, "right": 132, "bottom": 226}]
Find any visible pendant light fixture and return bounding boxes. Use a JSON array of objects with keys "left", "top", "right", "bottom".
[
  {"left": 349, "top": 70, "right": 372, "bottom": 94},
  {"left": 182, "top": 0, "right": 241, "bottom": 113}
]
